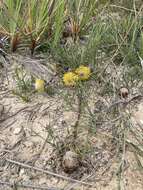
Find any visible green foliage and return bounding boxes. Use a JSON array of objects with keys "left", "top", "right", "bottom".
[
  {"left": 66, "top": 0, "right": 97, "bottom": 37},
  {"left": 13, "top": 67, "right": 33, "bottom": 102},
  {"left": 139, "top": 32, "right": 143, "bottom": 58},
  {"left": 51, "top": 18, "right": 106, "bottom": 71},
  {"left": 117, "top": 14, "right": 141, "bottom": 65},
  {"left": 125, "top": 65, "right": 143, "bottom": 84},
  {"left": 0, "top": 0, "right": 23, "bottom": 51},
  {"left": 24, "top": 0, "right": 56, "bottom": 54},
  {"left": 51, "top": 0, "right": 65, "bottom": 47},
  {"left": 0, "top": 0, "right": 60, "bottom": 53}
]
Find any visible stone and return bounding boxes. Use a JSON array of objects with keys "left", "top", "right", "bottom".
[{"left": 13, "top": 126, "right": 22, "bottom": 135}]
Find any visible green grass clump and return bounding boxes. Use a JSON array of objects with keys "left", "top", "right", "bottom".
[{"left": 12, "top": 67, "right": 33, "bottom": 102}]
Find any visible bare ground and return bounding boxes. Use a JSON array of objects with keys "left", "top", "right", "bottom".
[{"left": 0, "top": 62, "right": 143, "bottom": 190}]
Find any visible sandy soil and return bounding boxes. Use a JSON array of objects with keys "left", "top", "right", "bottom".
[{"left": 0, "top": 63, "right": 143, "bottom": 190}]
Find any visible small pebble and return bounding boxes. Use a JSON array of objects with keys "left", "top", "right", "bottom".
[
  {"left": 13, "top": 126, "right": 22, "bottom": 135},
  {"left": 19, "top": 168, "right": 25, "bottom": 176}
]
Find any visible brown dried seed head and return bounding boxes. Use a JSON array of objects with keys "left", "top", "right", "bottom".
[
  {"left": 119, "top": 87, "right": 129, "bottom": 98},
  {"left": 62, "top": 151, "right": 79, "bottom": 173},
  {"left": 63, "top": 25, "right": 72, "bottom": 38}
]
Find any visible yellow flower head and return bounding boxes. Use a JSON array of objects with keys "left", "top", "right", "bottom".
[
  {"left": 75, "top": 65, "right": 91, "bottom": 80},
  {"left": 35, "top": 79, "right": 45, "bottom": 92},
  {"left": 63, "top": 72, "right": 79, "bottom": 86}
]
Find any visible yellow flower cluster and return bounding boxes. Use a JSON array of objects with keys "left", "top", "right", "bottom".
[
  {"left": 63, "top": 72, "right": 79, "bottom": 86},
  {"left": 35, "top": 66, "right": 91, "bottom": 91},
  {"left": 35, "top": 79, "right": 45, "bottom": 92},
  {"left": 63, "top": 65, "right": 91, "bottom": 86},
  {"left": 75, "top": 66, "right": 91, "bottom": 80}
]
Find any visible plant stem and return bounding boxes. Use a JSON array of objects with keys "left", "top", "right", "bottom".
[{"left": 73, "top": 89, "right": 82, "bottom": 139}]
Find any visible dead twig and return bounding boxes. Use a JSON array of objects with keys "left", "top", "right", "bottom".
[
  {"left": 0, "top": 103, "right": 42, "bottom": 123},
  {"left": 107, "top": 95, "right": 143, "bottom": 111},
  {"left": 110, "top": 4, "right": 136, "bottom": 12},
  {"left": 6, "top": 158, "right": 95, "bottom": 188},
  {"left": 126, "top": 139, "right": 143, "bottom": 157},
  {"left": 0, "top": 180, "right": 61, "bottom": 190},
  {"left": 0, "top": 90, "right": 12, "bottom": 96},
  {"left": 64, "top": 174, "right": 94, "bottom": 190},
  {"left": 31, "top": 131, "right": 50, "bottom": 166},
  {"left": 0, "top": 106, "right": 29, "bottom": 123}
]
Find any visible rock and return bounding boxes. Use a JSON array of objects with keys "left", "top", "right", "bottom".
[
  {"left": 62, "top": 151, "right": 79, "bottom": 173},
  {"left": 63, "top": 111, "right": 77, "bottom": 126},
  {"left": 24, "top": 141, "right": 33, "bottom": 148},
  {"left": 19, "top": 168, "right": 25, "bottom": 176},
  {"left": 13, "top": 126, "right": 22, "bottom": 135},
  {"left": 0, "top": 104, "right": 4, "bottom": 115},
  {"left": 39, "top": 177, "right": 49, "bottom": 185}
]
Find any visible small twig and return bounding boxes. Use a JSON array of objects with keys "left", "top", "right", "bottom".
[
  {"left": 31, "top": 132, "right": 49, "bottom": 166},
  {"left": 110, "top": 4, "right": 136, "bottom": 12},
  {"left": 73, "top": 92, "right": 82, "bottom": 139},
  {"left": 0, "top": 90, "right": 12, "bottom": 96},
  {"left": 0, "top": 103, "right": 42, "bottom": 123},
  {"left": 0, "top": 106, "right": 29, "bottom": 123},
  {"left": 64, "top": 174, "right": 94, "bottom": 190},
  {"left": 133, "top": 152, "right": 143, "bottom": 173},
  {"left": 1, "top": 119, "right": 17, "bottom": 130},
  {"left": 107, "top": 95, "right": 143, "bottom": 111},
  {"left": 0, "top": 180, "right": 60, "bottom": 190},
  {"left": 126, "top": 139, "right": 143, "bottom": 157},
  {"left": 27, "top": 103, "right": 43, "bottom": 121},
  {"left": 6, "top": 158, "right": 95, "bottom": 187}
]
